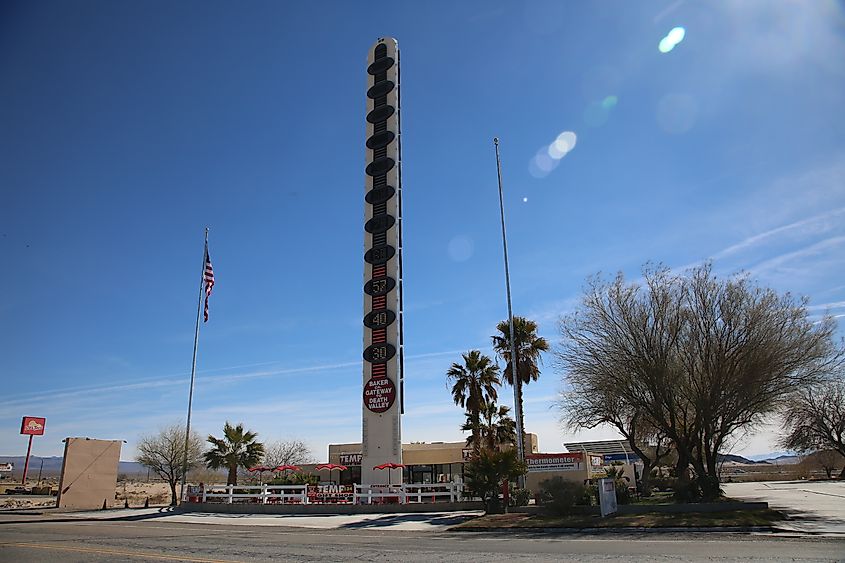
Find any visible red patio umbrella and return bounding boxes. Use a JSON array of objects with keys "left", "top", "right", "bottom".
[
  {"left": 273, "top": 464, "right": 301, "bottom": 483},
  {"left": 315, "top": 463, "right": 348, "bottom": 485},
  {"left": 273, "top": 464, "right": 302, "bottom": 472},
  {"left": 248, "top": 465, "right": 274, "bottom": 484},
  {"left": 373, "top": 463, "right": 406, "bottom": 485}
]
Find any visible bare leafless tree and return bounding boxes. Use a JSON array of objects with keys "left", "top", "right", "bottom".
[
  {"left": 679, "top": 266, "right": 840, "bottom": 497},
  {"left": 557, "top": 266, "right": 698, "bottom": 494},
  {"left": 137, "top": 423, "right": 204, "bottom": 505},
  {"left": 779, "top": 378, "right": 845, "bottom": 478},
  {"left": 557, "top": 264, "right": 841, "bottom": 500},
  {"left": 559, "top": 387, "right": 672, "bottom": 496},
  {"left": 263, "top": 439, "right": 315, "bottom": 468}
]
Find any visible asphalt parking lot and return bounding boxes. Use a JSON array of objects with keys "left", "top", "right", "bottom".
[{"left": 723, "top": 480, "right": 845, "bottom": 535}]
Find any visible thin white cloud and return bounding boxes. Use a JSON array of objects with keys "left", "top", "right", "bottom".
[
  {"left": 806, "top": 300, "right": 845, "bottom": 312},
  {"left": 749, "top": 236, "right": 845, "bottom": 276},
  {"left": 653, "top": 0, "right": 685, "bottom": 24},
  {"left": 0, "top": 348, "right": 473, "bottom": 413},
  {"left": 526, "top": 296, "right": 580, "bottom": 327},
  {"left": 712, "top": 207, "right": 845, "bottom": 261}
]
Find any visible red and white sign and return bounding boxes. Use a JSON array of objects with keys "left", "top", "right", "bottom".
[
  {"left": 526, "top": 452, "right": 584, "bottom": 472},
  {"left": 20, "top": 417, "right": 46, "bottom": 436},
  {"left": 363, "top": 376, "right": 396, "bottom": 413}
]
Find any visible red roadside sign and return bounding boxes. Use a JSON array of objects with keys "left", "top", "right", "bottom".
[{"left": 20, "top": 417, "right": 46, "bottom": 436}]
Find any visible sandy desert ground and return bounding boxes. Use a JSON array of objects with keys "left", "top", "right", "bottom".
[{"left": 1, "top": 479, "right": 172, "bottom": 509}]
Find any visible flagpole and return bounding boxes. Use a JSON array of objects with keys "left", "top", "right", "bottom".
[
  {"left": 493, "top": 138, "right": 525, "bottom": 489},
  {"left": 180, "top": 227, "right": 208, "bottom": 504}
]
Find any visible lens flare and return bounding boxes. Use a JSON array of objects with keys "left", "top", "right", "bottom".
[
  {"left": 530, "top": 131, "right": 577, "bottom": 177},
  {"left": 529, "top": 150, "right": 560, "bottom": 178},
  {"left": 548, "top": 140, "right": 567, "bottom": 159},
  {"left": 548, "top": 131, "right": 577, "bottom": 159},
  {"left": 447, "top": 235, "right": 474, "bottom": 262},
  {"left": 557, "top": 131, "right": 577, "bottom": 152},
  {"left": 656, "top": 93, "right": 698, "bottom": 134},
  {"left": 659, "top": 26, "right": 686, "bottom": 53}
]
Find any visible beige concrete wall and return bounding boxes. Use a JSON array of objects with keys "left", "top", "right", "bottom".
[
  {"left": 57, "top": 438, "right": 122, "bottom": 509},
  {"left": 525, "top": 469, "right": 587, "bottom": 492},
  {"left": 524, "top": 452, "right": 606, "bottom": 493}
]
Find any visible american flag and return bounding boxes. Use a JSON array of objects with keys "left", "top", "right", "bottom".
[{"left": 203, "top": 246, "right": 215, "bottom": 322}]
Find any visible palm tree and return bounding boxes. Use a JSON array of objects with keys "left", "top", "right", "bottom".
[
  {"left": 462, "top": 400, "right": 516, "bottom": 452},
  {"left": 447, "top": 350, "right": 500, "bottom": 453},
  {"left": 204, "top": 421, "right": 265, "bottom": 485},
  {"left": 492, "top": 316, "right": 549, "bottom": 439}
]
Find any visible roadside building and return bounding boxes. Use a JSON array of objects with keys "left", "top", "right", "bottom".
[
  {"left": 326, "top": 436, "right": 540, "bottom": 485},
  {"left": 564, "top": 440, "right": 643, "bottom": 485},
  {"left": 247, "top": 437, "right": 648, "bottom": 492}
]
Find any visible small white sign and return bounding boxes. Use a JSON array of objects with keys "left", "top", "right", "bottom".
[{"left": 599, "top": 478, "right": 618, "bottom": 517}]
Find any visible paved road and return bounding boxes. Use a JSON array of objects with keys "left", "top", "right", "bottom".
[
  {"left": 723, "top": 481, "right": 845, "bottom": 535},
  {"left": 1, "top": 517, "right": 843, "bottom": 562}
]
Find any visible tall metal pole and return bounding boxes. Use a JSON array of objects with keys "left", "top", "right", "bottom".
[
  {"left": 493, "top": 138, "right": 525, "bottom": 482},
  {"left": 180, "top": 227, "right": 208, "bottom": 504},
  {"left": 21, "top": 435, "right": 33, "bottom": 485}
]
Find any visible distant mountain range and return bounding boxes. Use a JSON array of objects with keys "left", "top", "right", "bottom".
[
  {"left": 746, "top": 451, "right": 801, "bottom": 464},
  {"left": 0, "top": 456, "right": 149, "bottom": 479},
  {"left": 717, "top": 453, "right": 761, "bottom": 464},
  {"left": 711, "top": 453, "right": 800, "bottom": 465},
  {"left": 1, "top": 451, "right": 803, "bottom": 481}
]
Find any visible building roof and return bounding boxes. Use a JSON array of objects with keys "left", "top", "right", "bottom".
[{"left": 563, "top": 440, "right": 636, "bottom": 456}]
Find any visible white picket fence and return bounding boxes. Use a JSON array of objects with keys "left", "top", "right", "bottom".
[
  {"left": 185, "top": 483, "right": 464, "bottom": 505},
  {"left": 355, "top": 483, "right": 463, "bottom": 504},
  {"left": 190, "top": 484, "right": 309, "bottom": 504}
]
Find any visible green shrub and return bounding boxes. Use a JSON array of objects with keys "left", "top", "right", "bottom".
[
  {"left": 538, "top": 477, "right": 593, "bottom": 515},
  {"left": 509, "top": 487, "right": 532, "bottom": 507},
  {"left": 583, "top": 483, "right": 598, "bottom": 506},
  {"left": 651, "top": 474, "right": 673, "bottom": 492},
  {"left": 268, "top": 473, "right": 318, "bottom": 486},
  {"left": 464, "top": 449, "right": 527, "bottom": 514},
  {"left": 672, "top": 478, "right": 702, "bottom": 503},
  {"left": 615, "top": 480, "right": 632, "bottom": 505}
]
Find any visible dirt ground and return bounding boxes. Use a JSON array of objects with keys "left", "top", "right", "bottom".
[{"left": 0, "top": 480, "right": 172, "bottom": 510}]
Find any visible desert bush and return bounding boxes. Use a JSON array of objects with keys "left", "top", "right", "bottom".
[
  {"left": 672, "top": 477, "right": 702, "bottom": 503},
  {"left": 615, "top": 480, "right": 632, "bottom": 504},
  {"left": 509, "top": 487, "right": 532, "bottom": 507},
  {"left": 268, "top": 473, "right": 318, "bottom": 486},
  {"left": 538, "top": 477, "right": 592, "bottom": 515}
]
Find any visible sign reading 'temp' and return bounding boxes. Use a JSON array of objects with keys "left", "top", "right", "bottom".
[
  {"left": 339, "top": 453, "right": 362, "bottom": 465},
  {"left": 20, "top": 417, "right": 46, "bottom": 436}
]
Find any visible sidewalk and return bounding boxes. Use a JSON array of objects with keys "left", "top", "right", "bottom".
[{"left": 7, "top": 506, "right": 483, "bottom": 531}]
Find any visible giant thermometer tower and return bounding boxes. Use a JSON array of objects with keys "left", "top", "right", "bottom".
[{"left": 361, "top": 37, "right": 403, "bottom": 486}]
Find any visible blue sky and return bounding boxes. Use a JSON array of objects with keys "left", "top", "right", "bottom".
[{"left": 2, "top": 1, "right": 844, "bottom": 462}]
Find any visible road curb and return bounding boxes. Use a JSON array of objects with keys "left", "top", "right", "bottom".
[{"left": 448, "top": 525, "right": 776, "bottom": 534}]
